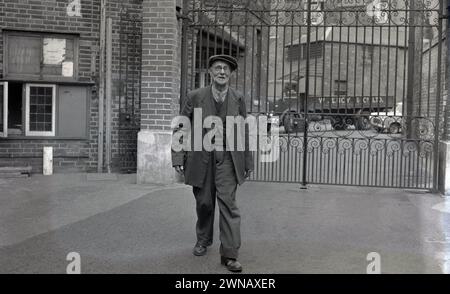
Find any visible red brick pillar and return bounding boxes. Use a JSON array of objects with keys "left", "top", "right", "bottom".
[{"left": 137, "top": 0, "right": 182, "bottom": 184}]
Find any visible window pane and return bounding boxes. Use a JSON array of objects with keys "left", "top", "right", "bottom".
[
  {"left": 29, "top": 86, "right": 53, "bottom": 133},
  {"left": 8, "top": 36, "right": 41, "bottom": 75},
  {"left": 42, "top": 37, "right": 75, "bottom": 77},
  {"left": 43, "top": 38, "right": 65, "bottom": 65},
  {"left": 31, "top": 86, "right": 38, "bottom": 95},
  {"left": 7, "top": 33, "right": 77, "bottom": 78},
  {"left": 65, "top": 39, "right": 74, "bottom": 62}
]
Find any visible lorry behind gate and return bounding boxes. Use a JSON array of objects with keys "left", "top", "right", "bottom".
[{"left": 263, "top": 95, "right": 395, "bottom": 133}]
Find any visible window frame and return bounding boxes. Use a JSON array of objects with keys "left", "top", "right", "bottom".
[
  {"left": 0, "top": 82, "right": 8, "bottom": 137},
  {"left": 3, "top": 30, "right": 79, "bottom": 81},
  {"left": 25, "top": 83, "right": 56, "bottom": 137}
]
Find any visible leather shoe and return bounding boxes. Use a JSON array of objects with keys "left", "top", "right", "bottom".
[
  {"left": 193, "top": 243, "right": 207, "bottom": 256},
  {"left": 221, "top": 256, "right": 243, "bottom": 272}
]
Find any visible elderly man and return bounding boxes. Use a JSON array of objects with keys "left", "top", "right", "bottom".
[{"left": 172, "top": 54, "right": 253, "bottom": 272}]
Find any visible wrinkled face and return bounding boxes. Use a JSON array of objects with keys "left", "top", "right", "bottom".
[{"left": 209, "top": 61, "right": 231, "bottom": 86}]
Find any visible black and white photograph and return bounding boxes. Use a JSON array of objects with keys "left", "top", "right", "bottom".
[{"left": 0, "top": 0, "right": 450, "bottom": 287}]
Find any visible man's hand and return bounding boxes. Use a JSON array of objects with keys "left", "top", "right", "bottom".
[
  {"left": 174, "top": 165, "right": 184, "bottom": 175},
  {"left": 244, "top": 169, "right": 253, "bottom": 179}
]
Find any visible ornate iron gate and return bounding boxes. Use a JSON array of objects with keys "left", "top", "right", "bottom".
[
  {"left": 181, "top": 0, "right": 446, "bottom": 190},
  {"left": 118, "top": 10, "right": 142, "bottom": 173}
]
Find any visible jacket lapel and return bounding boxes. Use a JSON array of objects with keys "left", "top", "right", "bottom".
[{"left": 199, "top": 86, "right": 215, "bottom": 119}]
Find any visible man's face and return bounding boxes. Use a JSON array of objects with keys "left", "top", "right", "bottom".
[{"left": 209, "top": 61, "right": 231, "bottom": 86}]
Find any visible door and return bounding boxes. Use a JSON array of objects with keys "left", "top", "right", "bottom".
[{"left": 0, "top": 82, "right": 8, "bottom": 137}]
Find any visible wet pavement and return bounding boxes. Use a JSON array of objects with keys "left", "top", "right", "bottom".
[{"left": 0, "top": 173, "right": 449, "bottom": 274}]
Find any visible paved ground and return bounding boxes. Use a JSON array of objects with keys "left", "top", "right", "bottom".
[{"left": 0, "top": 173, "right": 449, "bottom": 274}]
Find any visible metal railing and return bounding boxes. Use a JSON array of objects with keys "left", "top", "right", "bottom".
[{"left": 181, "top": 0, "right": 446, "bottom": 190}]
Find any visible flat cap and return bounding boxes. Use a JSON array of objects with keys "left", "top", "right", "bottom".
[{"left": 208, "top": 54, "right": 238, "bottom": 71}]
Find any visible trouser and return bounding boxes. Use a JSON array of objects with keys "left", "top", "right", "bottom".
[{"left": 192, "top": 151, "right": 241, "bottom": 259}]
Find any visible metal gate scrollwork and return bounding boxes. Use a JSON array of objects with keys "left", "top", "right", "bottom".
[
  {"left": 181, "top": 0, "right": 446, "bottom": 190},
  {"left": 118, "top": 9, "right": 142, "bottom": 173}
]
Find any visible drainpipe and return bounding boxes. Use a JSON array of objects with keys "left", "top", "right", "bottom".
[
  {"left": 105, "top": 17, "right": 112, "bottom": 173},
  {"left": 98, "top": 0, "right": 106, "bottom": 173}
]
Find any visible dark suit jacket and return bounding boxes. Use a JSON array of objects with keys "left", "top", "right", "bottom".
[{"left": 172, "top": 86, "right": 254, "bottom": 188}]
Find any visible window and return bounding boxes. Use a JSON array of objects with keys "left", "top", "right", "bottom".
[
  {"left": 334, "top": 80, "right": 348, "bottom": 96},
  {"left": 4, "top": 31, "right": 78, "bottom": 80},
  {"left": 0, "top": 82, "right": 88, "bottom": 138},
  {"left": 287, "top": 45, "right": 302, "bottom": 61},
  {"left": 287, "top": 43, "right": 323, "bottom": 61},
  {"left": 306, "top": 43, "right": 323, "bottom": 59},
  {"left": 7, "top": 82, "right": 24, "bottom": 136},
  {"left": 1, "top": 31, "right": 87, "bottom": 139},
  {"left": 0, "top": 82, "right": 7, "bottom": 137},
  {"left": 25, "top": 84, "right": 56, "bottom": 136}
]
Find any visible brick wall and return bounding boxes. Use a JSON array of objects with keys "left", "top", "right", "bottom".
[
  {"left": 0, "top": 0, "right": 142, "bottom": 173},
  {"left": 0, "top": 139, "right": 90, "bottom": 173},
  {"left": 140, "top": 0, "right": 180, "bottom": 131}
]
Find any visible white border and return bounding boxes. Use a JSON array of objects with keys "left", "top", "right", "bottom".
[
  {"left": 25, "top": 84, "right": 56, "bottom": 137},
  {"left": 0, "top": 82, "right": 7, "bottom": 137}
]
